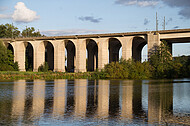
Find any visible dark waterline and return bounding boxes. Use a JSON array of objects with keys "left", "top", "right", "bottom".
[{"left": 0, "top": 79, "right": 190, "bottom": 125}]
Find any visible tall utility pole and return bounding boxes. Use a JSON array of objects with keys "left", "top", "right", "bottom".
[
  {"left": 156, "top": 12, "right": 158, "bottom": 31},
  {"left": 163, "top": 16, "right": 166, "bottom": 30}
]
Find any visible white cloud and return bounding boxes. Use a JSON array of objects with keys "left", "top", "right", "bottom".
[
  {"left": 12, "top": 2, "right": 40, "bottom": 23},
  {"left": 0, "top": 14, "right": 11, "bottom": 19},
  {"left": 138, "top": 1, "right": 158, "bottom": 7},
  {"left": 42, "top": 29, "right": 107, "bottom": 36},
  {"left": 115, "top": 0, "right": 159, "bottom": 7},
  {"left": 115, "top": 0, "right": 190, "bottom": 19}
]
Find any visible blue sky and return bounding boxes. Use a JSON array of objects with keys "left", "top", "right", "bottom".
[{"left": 0, "top": 0, "right": 190, "bottom": 59}]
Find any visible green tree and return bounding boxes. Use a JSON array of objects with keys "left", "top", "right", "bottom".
[
  {"left": 0, "top": 40, "right": 19, "bottom": 71},
  {"left": 173, "top": 55, "right": 190, "bottom": 77},
  {"left": 0, "top": 24, "right": 20, "bottom": 38},
  {"left": 149, "top": 41, "right": 173, "bottom": 78},
  {"left": 22, "top": 27, "right": 42, "bottom": 37},
  {"left": 0, "top": 40, "right": 8, "bottom": 64}
]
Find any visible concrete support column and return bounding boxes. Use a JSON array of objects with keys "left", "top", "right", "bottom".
[
  {"left": 75, "top": 39, "right": 86, "bottom": 72},
  {"left": 98, "top": 38, "right": 109, "bottom": 70},
  {"left": 147, "top": 33, "right": 161, "bottom": 57},
  {"left": 54, "top": 40, "right": 65, "bottom": 72},
  {"left": 120, "top": 37, "right": 133, "bottom": 61},
  {"left": 33, "top": 41, "right": 45, "bottom": 72},
  {"left": 14, "top": 42, "right": 25, "bottom": 71}
]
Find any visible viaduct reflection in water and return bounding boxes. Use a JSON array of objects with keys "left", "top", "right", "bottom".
[
  {"left": 0, "top": 79, "right": 189, "bottom": 125},
  {"left": 148, "top": 82, "right": 173, "bottom": 124}
]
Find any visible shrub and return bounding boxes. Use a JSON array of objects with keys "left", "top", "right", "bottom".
[
  {"left": 0, "top": 64, "right": 14, "bottom": 71},
  {"left": 13, "top": 62, "right": 19, "bottom": 71},
  {"left": 38, "top": 62, "right": 49, "bottom": 72},
  {"left": 104, "top": 61, "right": 129, "bottom": 79},
  {"left": 102, "top": 58, "right": 152, "bottom": 79}
]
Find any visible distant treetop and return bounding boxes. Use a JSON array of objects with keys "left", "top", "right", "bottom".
[{"left": 0, "top": 23, "right": 44, "bottom": 38}]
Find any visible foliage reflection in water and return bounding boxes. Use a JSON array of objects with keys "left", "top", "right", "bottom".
[{"left": 0, "top": 79, "right": 190, "bottom": 125}]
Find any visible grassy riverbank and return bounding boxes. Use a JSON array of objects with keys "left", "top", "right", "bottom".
[
  {"left": 0, "top": 71, "right": 104, "bottom": 81},
  {"left": 0, "top": 70, "right": 189, "bottom": 81}
]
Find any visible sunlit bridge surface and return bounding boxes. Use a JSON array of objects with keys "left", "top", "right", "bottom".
[{"left": 0, "top": 79, "right": 190, "bottom": 125}]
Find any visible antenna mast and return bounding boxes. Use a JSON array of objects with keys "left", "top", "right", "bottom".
[
  {"left": 163, "top": 16, "right": 166, "bottom": 30},
  {"left": 156, "top": 12, "right": 158, "bottom": 31}
]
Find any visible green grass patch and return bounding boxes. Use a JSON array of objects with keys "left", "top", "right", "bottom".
[{"left": 0, "top": 71, "right": 105, "bottom": 81}]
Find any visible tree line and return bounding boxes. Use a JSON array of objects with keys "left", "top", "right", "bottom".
[{"left": 0, "top": 23, "right": 43, "bottom": 38}]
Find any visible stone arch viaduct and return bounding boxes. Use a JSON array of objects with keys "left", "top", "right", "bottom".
[{"left": 2, "top": 29, "right": 190, "bottom": 72}]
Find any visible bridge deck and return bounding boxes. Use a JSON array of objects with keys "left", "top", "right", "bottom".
[{"left": 1, "top": 28, "right": 190, "bottom": 41}]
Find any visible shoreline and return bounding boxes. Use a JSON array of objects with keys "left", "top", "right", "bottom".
[
  {"left": 0, "top": 71, "right": 103, "bottom": 81},
  {"left": 0, "top": 71, "right": 189, "bottom": 81}
]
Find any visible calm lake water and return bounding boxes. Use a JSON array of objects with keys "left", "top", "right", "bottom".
[{"left": 0, "top": 79, "right": 190, "bottom": 125}]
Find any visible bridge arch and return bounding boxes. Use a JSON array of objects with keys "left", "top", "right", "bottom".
[
  {"left": 109, "top": 38, "right": 122, "bottom": 63},
  {"left": 7, "top": 43, "right": 14, "bottom": 55},
  {"left": 65, "top": 40, "right": 76, "bottom": 72},
  {"left": 38, "top": 41, "right": 54, "bottom": 71},
  {"left": 6, "top": 43, "right": 15, "bottom": 66},
  {"left": 86, "top": 39, "right": 98, "bottom": 71},
  {"left": 24, "top": 42, "right": 34, "bottom": 71},
  {"left": 132, "top": 36, "right": 147, "bottom": 61},
  {"left": 45, "top": 41, "right": 54, "bottom": 71}
]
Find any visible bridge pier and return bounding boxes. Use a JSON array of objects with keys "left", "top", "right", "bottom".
[
  {"left": 75, "top": 39, "right": 86, "bottom": 72},
  {"left": 147, "top": 33, "right": 161, "bottom": 58},
  {"left": 14, "top": 41, "right": 26, "bottom": 71},
  {"left": 54, "top": 40, "right": 65, "bottom": 72},
  {"left": 120, "top": 37, "right": 133, "bottom": 60},
  {"left": 33, "top": 41, "right": 45, "bottom": 72},
  {"left": 98, "top": 38, "right": 109, "bottom": 70}
]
